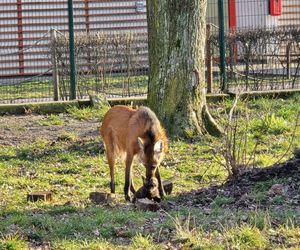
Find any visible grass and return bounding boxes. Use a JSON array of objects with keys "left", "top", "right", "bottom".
[
  {"left": 130, "top": 234, "right": 159, "bottom": 250},
  {"left": 0, "top": 94, "right": 299, "bottom": 249},
  {"left": 66, "top": 105, "right": 109, "bottom": 121},
  {"left": 0, "top": 80, "right": 53, "bottom": 101},
  {"left": 210, "top": 93, "right": 300, "bottom": 170},
  {"left": 0, "top": 234, "right": 28, "bottom": 250},
  {"left": 227, "top": 225, "right": 267, "bottom": 249},
  {"left": 0, "top": 75, "right": 148, "bottom": 103},
  {"left": 0, "top": 123, "right": 26, "bottom": 133},
  {"left": 36, "top": 114, "right": 65, "bottom": 126}
]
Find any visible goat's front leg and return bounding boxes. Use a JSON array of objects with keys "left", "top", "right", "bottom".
[
  {"left": 124, "top": 153, "right": 134, "bottom": 202},
  {"left": 155, "top": 166, "right": 165, "bottom": 198}
]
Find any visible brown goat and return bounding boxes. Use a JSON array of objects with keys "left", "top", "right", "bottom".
[{"left": 100, "top": 105, "right": 168, "bottom": 202}]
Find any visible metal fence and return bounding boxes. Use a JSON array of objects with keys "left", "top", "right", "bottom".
[
  {"left": 0, "top": 0, "right": 300, "bottom": 104},
  {"left": 207, "top": 0, "right": 300, "bottom": 93},
  {"left": 0, "top": 0, "right": 148, "bottom": 104}
]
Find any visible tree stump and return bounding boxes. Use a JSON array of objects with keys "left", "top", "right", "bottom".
[
  {"left": 89, "top": 192, "right": 115, "bottom": 204},
  {"left": 27, "top": 192, "right": 53, "bottom": 202},
  {"left": 135, "top": 198, "right": 161, "bottom": 212},
  {"left": 163, "top": 180, "right": 173, "bottom": 195}
]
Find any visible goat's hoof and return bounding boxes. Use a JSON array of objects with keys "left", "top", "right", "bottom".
[{"left": 125, "top": 195, "right": 132, "bottom": 203}]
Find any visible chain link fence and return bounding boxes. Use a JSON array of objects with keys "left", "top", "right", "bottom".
[{"left": 0, "top": 0, "right": 299, "bottom": 104}]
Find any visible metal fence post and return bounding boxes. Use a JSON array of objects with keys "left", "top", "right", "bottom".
[
  {"left": 68, "top": 0, "right": 77, "bottom": 100},
  {"left": 218, "top": 0, "right": 227, "bottom": 92},
  {"left": 206, "top": 24, "right": 213, "bottom": 93},
  {"left": 50, "top": 29, "right": 59, "bottom": 101},
  {"left": 286, "top": 42, "right": 291, "bottom": 80}
]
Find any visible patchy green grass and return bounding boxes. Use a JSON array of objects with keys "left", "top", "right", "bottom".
[
  {"left": 227, "top": 225, "right": 267, "bottom": 249},
  {"left": 210, "top": 93, "right": 300, "bottom": 169},
  {"left": 0, "top": 123, "right": 26, "bottom": 132},
  {"left": 36, "top": 114, "right": 65, "bottom": 126},
  {"left": 0, "top": 234, "right": 28, "bottom": 250},
  {"left": 0, "top": 94, "right": 299, "bottom": 249},
  {"left": 67, "top": 105, "right": 110, "bottom": 121},
  {"left": 0, "top": 80, "right": 53, "bottom": 101},
  {"left": 130, "top": 234, "right": 159, "bottom": 250},
  {"left": 0, "top": 75, "right": 148, "bottom": 103}
]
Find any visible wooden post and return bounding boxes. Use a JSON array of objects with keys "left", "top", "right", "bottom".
[
  {"left": 51, "top": 29, "right": 59, "bottom": 101},
  {"left": 206, "top": 24, "right": 213, "bottom": 93}
]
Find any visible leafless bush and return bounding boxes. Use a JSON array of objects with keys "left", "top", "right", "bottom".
[
  {"left": 214, "top": 96, "right": 299, "bottom": 178},
  {"left": 50, "top": 32, "right": 148, "bottom": 99},
  {"left": 213, "top": 96, "right": 259, "bottom": 177},
  {"left": 209, "top": 27, "right": 300, "bottom": 91}
]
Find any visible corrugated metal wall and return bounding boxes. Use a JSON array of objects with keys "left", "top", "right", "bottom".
[
  {"left": 279, "top": 0, "right": 300, "bottom": 27},
  {"left": 7, "top": 0, "right": 294, "bottom": 79},
  {"left": 0, "top": 0, "right": 147, "bottom": 78},
  {"left": 235, "top": 0, "right": 279, "bottom": 29}
]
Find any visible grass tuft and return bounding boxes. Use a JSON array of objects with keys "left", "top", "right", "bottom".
[
  {"left": 36, "top": 114, "right": 64, "bottom": 126},
  {"left": 67, "top": 106, "right": 109, "bottom": 121},
  {"left": 0, "top": 234, "right": 28, "bottom": 250},
  {"left": 130, "top": 233, "right": 158, "bottom": 250},
  {"left": 227, "top": 226, "right": 267, "bottom": 250}
]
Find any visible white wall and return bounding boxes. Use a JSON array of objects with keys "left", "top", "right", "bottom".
[{"left": 236, "top": 0, "right": 279, "bottom": 29}]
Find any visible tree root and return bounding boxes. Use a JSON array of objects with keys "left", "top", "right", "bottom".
[{"left": 201, "top": 104, "right": 223, "bottom": 137}]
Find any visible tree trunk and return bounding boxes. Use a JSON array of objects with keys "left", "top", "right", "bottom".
[{"left": 146, "top": 0, "right": 222, "bottom": 137}]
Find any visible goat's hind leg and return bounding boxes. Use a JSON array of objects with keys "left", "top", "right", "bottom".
[{"left": 104, "top": 129, "right": 116, "bottom": 194}]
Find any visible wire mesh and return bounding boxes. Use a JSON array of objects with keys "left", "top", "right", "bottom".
[
  {"left": 0, "top": 0, "right": 53, "bottom": 104},
  {"left": 206, "top": 0, "right": 300, "bottom": 93},
  {"left": 0, "top": 0, "right": 149, "bottom": 104}
]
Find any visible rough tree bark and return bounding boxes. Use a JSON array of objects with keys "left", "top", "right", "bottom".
[{"left": 146, "top": 0, "right": 222, "bottom": 137}]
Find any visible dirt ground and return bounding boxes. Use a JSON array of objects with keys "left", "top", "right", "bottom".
[
  {"left": 176, "top": 158, "right": 300, "bottom": 212},
  {"left": 0, "top": 114, "right": 100, "bottom": 146}
]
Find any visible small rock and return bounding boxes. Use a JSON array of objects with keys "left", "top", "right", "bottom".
[
  {"left": 133, "top": 177, "right": 161, "bottom": 203},
  {"left": 135, "top": 198, "right": 161, "bottom": 212},
  {"left": 93, "top": 229, "right": 100, "bottom": 236},
  {"left": 267, "top": 184, "right": 288, "bottom": 196},
  {"left": 89, "top": 192, "right": 115, "bottom": 204},
  {"left": 27, "top": 192, "right": 53, "bottom": 202},
  {"left": 241, "top": 215, "right": 248, "bottom": 222}
]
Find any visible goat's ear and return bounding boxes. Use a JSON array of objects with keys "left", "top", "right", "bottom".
[
  {"left": 138, "top": 137, "right": 144, "bottom": 150},
  {"left": 154, "top": 140, "right": 163, "bottom": 153}
]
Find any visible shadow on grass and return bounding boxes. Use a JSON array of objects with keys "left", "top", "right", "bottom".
[
  {"left": 0, "top": 158, "right": 299, "bottom": 249},
  {"left": 0, "top": 139, "right": 105, "bottom": 162},
  {"left": 0, "top": 202, "right": 152, "bottom": 246}
]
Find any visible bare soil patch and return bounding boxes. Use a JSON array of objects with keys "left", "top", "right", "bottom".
[
  {"left": 176, "top": 157, "right": 300, "bottom": 215},
  {"left": 0, "top": 114, "right": 100, "bottom": 146}
]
